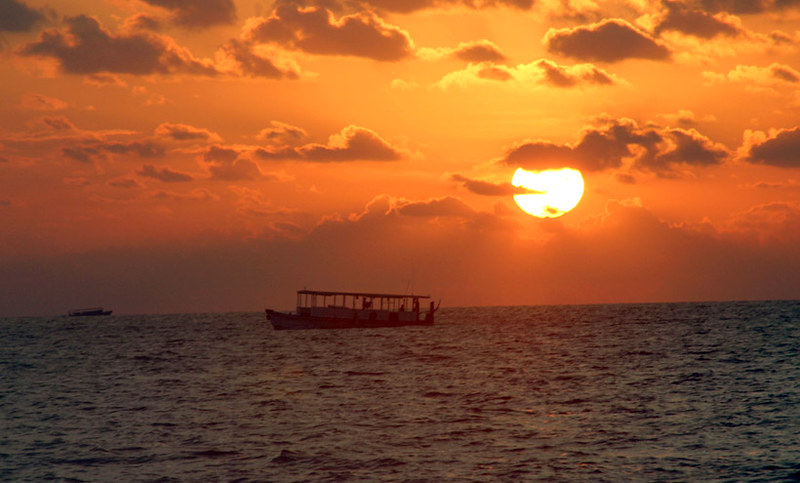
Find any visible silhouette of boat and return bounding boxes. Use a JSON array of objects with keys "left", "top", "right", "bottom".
[
  {"left": 68, "top": 307, "right": 112, "bottom": 317},
  {"left": 266, "top": 290, "right": 439, "bottom": 330}
]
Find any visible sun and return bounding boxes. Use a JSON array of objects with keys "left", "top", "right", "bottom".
[{"left": 511, "top": 167, "right": 584, "bottom": 218}]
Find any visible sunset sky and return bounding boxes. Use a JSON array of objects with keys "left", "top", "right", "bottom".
[{"left": 2, "top": 0, "right": 800, "bottom": 316}]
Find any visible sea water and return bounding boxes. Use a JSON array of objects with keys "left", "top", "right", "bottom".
[{"left": 1, "top": 301, "right": 799, "bottom": 481}]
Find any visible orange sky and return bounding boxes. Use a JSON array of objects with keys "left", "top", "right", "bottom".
[{"left": 2, "top": 0, "right": 800, "bottom": 315}]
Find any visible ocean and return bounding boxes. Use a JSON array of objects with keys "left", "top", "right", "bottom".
[{"left": 1, "top": 301, "right": 799, "bottom": 482}]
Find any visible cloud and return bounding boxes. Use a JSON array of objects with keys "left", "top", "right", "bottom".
[
  {"left": 61, "top": 139, "right": 166, "bottom": 163},
  {"left": 140, "top": 0, "right": 236, "bottom": 28},
  {"left": 215, "top": 38, "right": 302, "bottom": 79},
  {"left": 147, "top": 188, "right": 219, "bottom": 202},
  {"left": 204, "top": 144, "right": 239, "bottom": 163},
  {"left": 108, "top": 177, "right": 143, "bottom": 189},
  {"left": 742, "top": 127, "right": 800, "bottom": 168},
  {"left": 104, "top": 140, "right": 166, "bottom": 157},
  {"left": 544, "top": 19, "right": 672, "bottom": 63},
  {"left": 436, "top": 59, "right": 617, "bottom": 88},
  {"left": 653, "top": 1, "right": 745, "bottom": 38},
  {"left": 723, "top": 201, "right": 800, "bottom": 244},
  {"left": 656, "top": 109, "right": 716, "bottom": 127},
  {"left": 155, "top": 122, "right": 221, "bottom": 142},
  {"left": 256, "top": 125, "right": 405, "bottom": 162},
  {"left": 243, "top": 5, "right": 414, "bottom": 61},
  {"left": 256, "top": 121, "right": 308, "bottom": 145},
  {"left": 137, "top": 164, "right": 194, "bottom": 182},
  {"left": 685, "top": 0, "right": 800, "bottom": 14},
  {"left": 275, "top": 0, "right": 536, "bottom": 14},
  {"left": 6, "top": 196, "right": 800, "bottom": 315},
  {"left": 202, "top": 145, "right": 270, "bottom": 180},
  {"left": 453, "top": 39, "right": 507, "bottom": 62},
  {"left": 450, "top": 174, "right": 536, "bottom": 195},
  {"left": 0, "top": 0, "right": 46, "bottom": 32},
  {"left": 18, "top": 15, "right": 218, "bottom": 75},
  {"left": 208, "top": 158, "right": 267, "bottom": 181},
  {"left": 61, "top": 145, "right": 103, "bottom": 163},
  {"left": 122, "top": 13, "right": 163, "bottom": 32},
  {"left": 749, "top": 179, "right": 800, "bottom": 191},
  {"left": 394, "top": 196, "right": 477, "bottom": 217},
  {"left": 498, "top": 117, "right": 729, "bottom": 175},
  {"left": 20, "top": 93, "right": 68, "bottom": 111},
  {"left": 82, "top": 73, "right": 128, "bottom": 87},
  {"left": 534, "top": 59, "right": 616, "bottom": 86},
  {"left": 420, "top": 39, "right": 507, "bottom": 62},
  {"left": 703, "top": 63, "right": 800, "bottom": 91},
  {"left": 38, "top": 115, "right": 76, "bottom": 131}
]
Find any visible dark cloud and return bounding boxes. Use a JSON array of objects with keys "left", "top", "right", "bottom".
[
  {"left": 217, "top": 38, "right": 301, "bottom": 79},
  {"left": 108, "top": 177, "right": 143, "bottom": 189},
  {"left": 40, "top": 116, "right": 76, "bottom": 131},
  {"left": 452, "top": 40, "right": 506, "bottom": 62},
  {"left": 204, "top": 145, "right": 240, "bottom": 163},
  {"left": 148, "top": 188, "right": 218, "bottom": 201},
  {"left": 141, "top": 0, "right": 236, "bottom": 28},
  {"left": 7, "top": 196, "right": 800, "bottom": 315},
  {"left": 19, "top": 15, "right": 218, "bottom": 75},
  {"left": 103, "top": 141, "right": 166, "bottom": 158},
  {"left": 654, "top": 1, "right": 744, "bottom": 38},
  {"left": 644, "top": 128, "right": 729, "bottom": 171},
  {"left": 155, "top": 123, "right": 220, "bottom": 142},
  {"left": 61, "top": 140, "right": 165, "bottom": 163},
  {"left": 745, "top": 127, "right": 800, "bottom": 167},
  {"left": 535, "top": 59, "right": 614, "bottom": 87},
  {"left": 202, "top": 145, "right": 267, "bottom": 180},
  {"left": 83, "top": 73, "right": 128, "bottom": 87},
  {"left": 768, "top": 30, "right": 794, "bottom": 44},
  {"left": 208, "top": 158, "right": 266, "bottom": 181},
  {"left": 545, "top": 19, "right": 671, "bottom": 63},
  {"left": 123, "top": 13, "right": 162, "bottom": 32},
  {"left": 451, "top": 174, "right": 536, "bottom": 195},
  {"left": 498, "top": 118, "right": 729, "bottom": 175},
  {"left": 394, "top": 196, "right": 477, "bottom": 217},
  {"left": 770, "top": 64, "right": 800, "bottom": 83},
  {"left": 20, "top": 93, "right": 68, "bottom": 111},
  {"left": 689, "top": 0, "right": 800, "bottom": 14},
  {"left": 257, "top": 121, "right": 308, "bottom": 145},
  {"left": 256, "top": 125, "right": 404, "bottom": 162},
  {"left": 62, "top": 146, "right": 102, "bottom": 163},
  {"left": 302, "top": 0, "right": 535, "bottom": 13},
  {"left": 476, "top": 64, "right": 513, "bottom": 81},
  {"left": 0, "top": 0, "right": 45, "bottom": 32},
  {"left": 244, "top": 5, "right": 414, "bottom": 61},
  {"left": 137, "top": 164, "right": 194, "bottom": 182}
]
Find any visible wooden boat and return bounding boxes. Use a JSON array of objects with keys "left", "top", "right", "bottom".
[
  {"left": 68, "top": 307, "right": 112, "bottom": 317},
  {"left": 266, "top": 290, "right": 438, "bottom": 330}
]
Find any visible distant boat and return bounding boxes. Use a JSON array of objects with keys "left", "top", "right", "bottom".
[
  {"left": 266, "top": 290, "right": 439, "bottom": 330},
  {"left": 68, "top": 307, "right": 112, "bottom": 317}
]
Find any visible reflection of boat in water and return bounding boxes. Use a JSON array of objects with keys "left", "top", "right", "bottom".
[
  {"left": 68, "top": 307, "right": 112, "bottom": 317},
  {"left": 266, "top": 290, "right": 439, "bottom": 330}
]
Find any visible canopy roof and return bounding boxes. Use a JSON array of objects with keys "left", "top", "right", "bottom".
[{"left": 297, "top": 290, "right": 430, "bottom": 299}]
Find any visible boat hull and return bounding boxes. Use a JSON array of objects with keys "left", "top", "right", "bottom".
[
  {"left": 68, "top": 309, "right": 112, "bottom": 317},
  {"left": 266, "top": 309, "right": 434, "bottom": 330}
]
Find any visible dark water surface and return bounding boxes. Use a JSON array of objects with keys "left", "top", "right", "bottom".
[{"left": 2, "top": 301, "right": 799, "bottom": 481}]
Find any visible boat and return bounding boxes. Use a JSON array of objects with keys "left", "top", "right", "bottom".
[
  {"left": 68, "top": 307, "right": 112, "bottom": 317},
  {"left": 266, "top": 290, "right": 439, "bottom": 330}
]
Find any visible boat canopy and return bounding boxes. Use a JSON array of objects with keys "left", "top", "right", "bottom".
[{"left": 297, "top": 290, "right": 430, "bottom": 312}]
